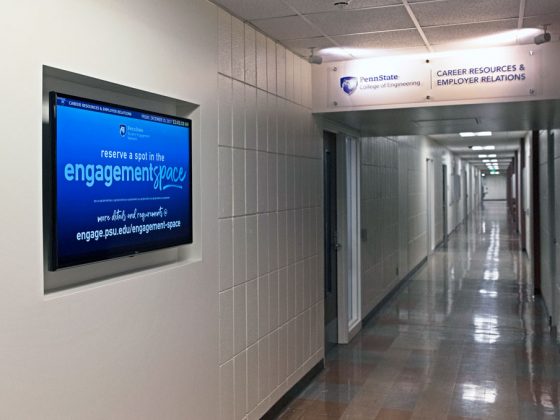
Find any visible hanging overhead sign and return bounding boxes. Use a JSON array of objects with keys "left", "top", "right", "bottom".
[
  {"left": 326, "top": 45, "right": 537, "bottom": 109},
  {"left": 328, "top": 55, "right": 429, "bottom": 108},
  {"left": 430, "top": 47, "right": 535, "bottom": 101}
]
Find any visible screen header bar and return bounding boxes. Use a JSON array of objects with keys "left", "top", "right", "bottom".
[{"left": 56, "top": 95, "right": 190, "bottom": 128}]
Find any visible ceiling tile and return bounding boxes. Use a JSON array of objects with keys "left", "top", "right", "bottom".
[
  {"left": 282, "top": 37, "right": 336, "bottom": 57},
  {"left": 284, "top": 0, "right": 402, "bottom": 14},
  {"left": 425, "top": 20, "right": 517, "bottom": 45},
  {"left": 523, "top": 15, "right": 560, "bottom": 36},
  {"left": 411, "top": 0, "right": 520, "bottom": 27},
  {"left": 283, "top": 30, "right": 426, "bottom": 59},
  {"left": 331, "top": 29, "right": 426, "bottom": 49},
  {"left": 306, "top": 6, "right": 414, "bottom": 36},
  {"left": 251, "top": 15, "right": 323, "bottom": 40},
  {"left": 211, "top": 0, "right": 294, "bottom": 20},
  {"left": 525, "top": 0, "right": 560, "bottom": 17}
]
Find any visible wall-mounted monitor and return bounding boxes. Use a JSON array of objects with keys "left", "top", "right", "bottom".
[{"left": 49, "top": 92, "right": 193, "bottom": 270}]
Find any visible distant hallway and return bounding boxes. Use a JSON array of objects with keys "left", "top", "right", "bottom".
[{"left": 280, "top": 202, "right": 559, "bottom": 420}]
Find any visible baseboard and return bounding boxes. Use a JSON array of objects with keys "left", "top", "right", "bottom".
[{"left": 261, "top": 360, "right": 324, "bottom": 420}]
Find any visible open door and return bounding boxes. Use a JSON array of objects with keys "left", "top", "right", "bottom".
[{"left": 323, "top": 131, "right": 338, "bottom": 353}]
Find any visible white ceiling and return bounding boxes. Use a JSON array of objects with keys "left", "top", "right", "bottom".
[
  {"left": 211, "top": 0, "right": 560, "bottom": 173},
  {"left": 211, "top": 0, "right": 560, "bottom": 61}
]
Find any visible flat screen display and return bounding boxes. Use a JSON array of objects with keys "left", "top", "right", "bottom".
[{"left": 49, "top": 92, "right": 193, "bottom": 270}]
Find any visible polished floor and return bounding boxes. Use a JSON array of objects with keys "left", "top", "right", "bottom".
[{"left": 278, "top": 202, "right": 560, "bottom": 419}]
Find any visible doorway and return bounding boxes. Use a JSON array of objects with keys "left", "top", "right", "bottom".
[
  {"left": 426, "top": 158, "right": 434, "bottom": 254},
  {"left": 463, "top": 169, "right": 468, "bottom": 221},
  {"left": 323, "top": 131, "right": 338, "bottom": 353},
  {"left": 442, "top": 164, "right": 448, "bottom": 242}
]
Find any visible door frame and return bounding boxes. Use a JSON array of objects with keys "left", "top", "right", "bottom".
[
  {"left": 442, "top": 164, "right": 448, "bottom": 241},
  {"left": 336, "top": 134, "right": 362, "bottom": 343},
  {"left": 323, "top": 130, "right": 338, "bottom": 353},
  {"left": 322, "top": 130, "right": 362, "bottom": 346},
  {"left": 426, "top": 158, "right": 435, "bottom": 254}
]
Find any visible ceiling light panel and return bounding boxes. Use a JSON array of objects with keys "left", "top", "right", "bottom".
[
  {"left": 525, "top": 0, "right": 560, "bottom": 16},
  {"left": 306, "top": 6, "right": 413, "bottom": 37},
  {"left": 410, "top": 0, "right": 520, "bottom": 27}
]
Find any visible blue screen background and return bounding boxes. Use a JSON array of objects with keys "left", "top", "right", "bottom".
[{"left": 54, "top": 95, "right": 192, "bottom": 268}]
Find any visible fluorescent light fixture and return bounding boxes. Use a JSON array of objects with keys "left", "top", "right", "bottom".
[
  {"left": 487, "top": 154, "right": 497, "bottom": 158},
  {"left": 483, "top": 159, "right": 490, "bottom": 162},
  {"left": 461, "top": 131, "right": 492, "bottom": 137},
  {"left": 479, "top": 154, "right": 488, "bottom": 158},
  {"left": 490, "top": 159, "right": 498, "bottom": 162},
  {"left": 471, "top": 145, "right": 495, "bottom": 151}
]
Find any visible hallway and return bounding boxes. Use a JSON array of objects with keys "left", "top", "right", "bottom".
[{"left": 279, "top": 202, "right": 559, "bottom": 419}]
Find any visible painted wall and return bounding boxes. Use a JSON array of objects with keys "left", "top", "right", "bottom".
[
  {"left": 524, "top": 132, "right": 533, "bottom": 261},
  {"left": 0, "top": 1, "right": 219, "bottom": 418},
  {"left": 484, "top": 175, "right": 507, "bottom": 200},
  {"left": 539, "top": 130, "right": 554, "bottom": 325},
  {"left": 216, "top": 10, "right": 323, "bottom": 420},
  {"left": 553, "top": 129, "right": 560, "bottom": 329},
  {"left": 0, "top": 2, "right": 323, "bottom": 419}
]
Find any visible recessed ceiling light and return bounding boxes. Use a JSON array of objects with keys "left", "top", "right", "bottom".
[
  {"left": 461, "top": 131, "right": 492, "bottom": 137},
  {"left": 472, "top": 145, "right": 495, "bottom": 151}
]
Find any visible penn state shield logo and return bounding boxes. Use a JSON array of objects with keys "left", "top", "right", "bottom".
[
  {"left": 340, "top": 76, "right": 358, "bottom": 96},
  {"left": 119, "top": 124, "right": 127, "bottom": 137}
]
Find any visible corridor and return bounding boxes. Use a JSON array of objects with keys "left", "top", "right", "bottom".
[{"left": 279, "top": 202, "right": 559, "bottom": 419}]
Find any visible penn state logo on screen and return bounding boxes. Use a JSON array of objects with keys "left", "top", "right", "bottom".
[
  {"left": 119, "top": 124, "right": 127, "bottom": 137},
  {"left": 340, "top": 76, "right": 358, "bottom": 96}
]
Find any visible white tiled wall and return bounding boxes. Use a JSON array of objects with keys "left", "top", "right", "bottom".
[
  {"left": 360, "top": 137, "right": 399, "bottom": 314},
  {"left": 217, "top": 9, "right": 323, "bottom": 420},
  {"left": 554, "top": 130, "right": 560, "bottom": 330},
  {"left": 539, "top": 130, "right": 554, "bottom": 325},
  {"left": 361, "top": 134, "right": 474, "bottom": 314}
]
